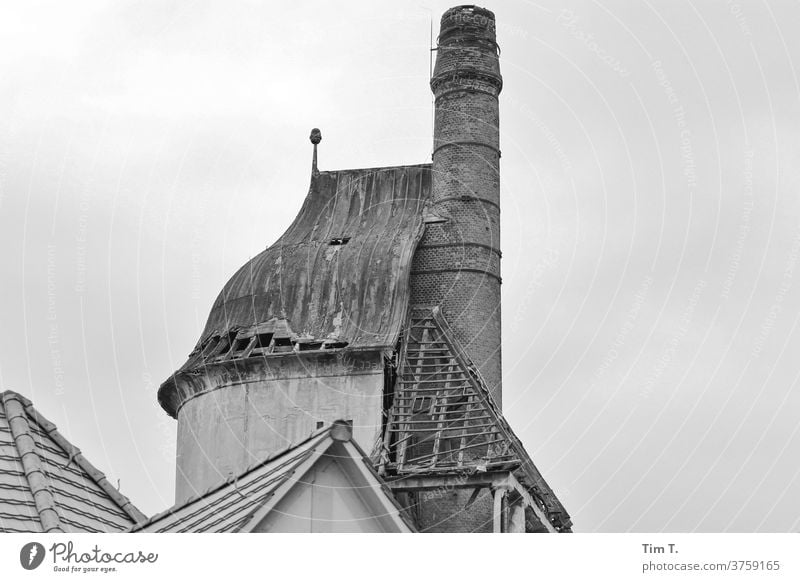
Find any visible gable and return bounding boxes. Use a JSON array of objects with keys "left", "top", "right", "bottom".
[
  {"left": 376, "top": 307, "right": 572, "bottom": 532},
  {"left": 134, "top": 423, "right": 414, "bottom": 533},
  {"left": 380, "top": 307, "right": 519, "bottom": 473},
  {"left": 253, "top": 448, "right": 406, "bottom": 533},
  {"left": 135, "top": 431, "right": 326, "bottom": 532}
]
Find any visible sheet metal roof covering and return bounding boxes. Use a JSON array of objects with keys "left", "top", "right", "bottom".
[
  {"left": 204, "top": 164, "right": 431, "bottom": 347},
  {"left": 159, "top": 164, "right": 431, "bottom": 416},
  {"left": 132, "top": 421, "right": 414, "bottom": 533},
  {"left": 0, "top": 391, "right": 146, "bottom": 533}
]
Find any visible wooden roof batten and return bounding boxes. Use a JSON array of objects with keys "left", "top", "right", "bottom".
[{"left": 376, "top": 307, "right": 572, "bottom": 532}]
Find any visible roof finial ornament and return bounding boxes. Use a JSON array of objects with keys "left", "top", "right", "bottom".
[{"left": 310, "top": 128, "right": 322, "bottom": 176}]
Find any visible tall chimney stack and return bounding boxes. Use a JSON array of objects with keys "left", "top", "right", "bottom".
[{"left": 411, "top": 5, "right": 504, "bottom": 406}]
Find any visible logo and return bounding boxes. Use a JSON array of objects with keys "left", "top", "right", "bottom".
[{"left": 20, "top": 542, "right": 46, "bottom": 570}]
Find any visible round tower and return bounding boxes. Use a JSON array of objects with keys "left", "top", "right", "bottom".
[{"left": 410, "top": 5, "right": 503, "bottom": 406}]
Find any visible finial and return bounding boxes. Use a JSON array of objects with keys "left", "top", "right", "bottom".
[{"left": 310, "top": 128, "right": 321, "bottom": 175}]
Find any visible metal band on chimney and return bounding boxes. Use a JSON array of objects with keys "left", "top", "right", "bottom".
[{"left": 432, "top": 140, "right": 500, "bottom": 159}]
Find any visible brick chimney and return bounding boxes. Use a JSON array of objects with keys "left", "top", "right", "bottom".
[{"left": 410, "top": 4, "right": 504, "bottom": 406}]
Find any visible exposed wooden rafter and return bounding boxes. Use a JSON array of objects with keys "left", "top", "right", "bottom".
[{"left": 376, "top": 307, "right": 573, "bottom": 532}]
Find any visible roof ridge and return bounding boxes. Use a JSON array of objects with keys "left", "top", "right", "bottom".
[
  {"left": 4, "top": 390, "right": 147, "bottom": 525},
  {"left": 135, "top": 425, "right": 415, "bottom": 533},
  {"left": 339, "top": 437, "right": 418, "bottom": 532},
  {"left": 130, "top": 425, "right": 333, "bottom": 531},
  {"left": 17, "top": 395, "right": 148, "bottom": 524},
  {"left": 1, "top": 391, "right": 64, "bottom": 532}
]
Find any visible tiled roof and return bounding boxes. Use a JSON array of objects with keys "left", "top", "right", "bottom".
[
  {"left": 0, "top": 391, "right": 146, "bottom": 533},
  {"left": 133, "top": 422, "right": 414, "bottom": 533}
]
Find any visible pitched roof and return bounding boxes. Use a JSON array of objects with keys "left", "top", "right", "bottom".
[
  {"left": 159, "top": 164, "right": 431, "bottom": 417},
  {"left": 377, "top": 307, "right": 573, "bottom": 532},
  {"left": 0, "top": 391, "right": 146, "bottom": 533},
  {"left": 132, "top": 421, "right": 415, "bottom": 533}
]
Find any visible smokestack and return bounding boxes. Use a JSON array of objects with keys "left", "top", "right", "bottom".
[{"left": 410, "top": 5, "right": 504, "bottom": 406}]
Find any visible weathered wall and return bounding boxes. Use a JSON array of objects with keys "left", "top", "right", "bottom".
[
  {"left": 410, "top": 5, "right": 503, "bottom": 406},
  {"left": 173, "top": 351, "right": 384, "bottom": 503},
  {"left": 413, "top": 488, "right": 495, "bottom": 533}
]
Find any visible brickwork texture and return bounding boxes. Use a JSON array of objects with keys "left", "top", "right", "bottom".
[{"left": 410, "top": 5, "right": 503, "bottom": 408}]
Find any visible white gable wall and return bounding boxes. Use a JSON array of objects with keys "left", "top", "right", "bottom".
[{"left": 251, "top": 447, "right": 402, "bottom": 533}]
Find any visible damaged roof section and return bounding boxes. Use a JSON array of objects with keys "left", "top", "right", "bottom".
[
  {"left": 159, "top": 164, "right": 431, "bottom": 416},
  {"left": 204, "top": 165, "right": 431, "bottom": 348},
  {"left": 376, "top": 308, "right": 572, "bottom": 532},
  {"left": 190, "top": 318, "right": 350, "bottom": 366}
]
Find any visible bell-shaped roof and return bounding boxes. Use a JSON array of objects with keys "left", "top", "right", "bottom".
[{"left": 159, "top": 163, "right": 432, "bottom": 417}]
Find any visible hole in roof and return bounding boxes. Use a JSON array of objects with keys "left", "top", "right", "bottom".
[
  {"left": 207, "top": 332, "right": 236, "bottom": 360},
  {"left": 322, "top": 340, "right": 349, "bottom": 350},
  {"left": 250, "top": 333, "right": 273, "bottom": 354},
  {"left": 229, "top": 336, "right": 252, "bottom": 357},
  {"left": 329, "top": 237, "right": 350, "bottom": 246},
  {"left": 255, "top": 333, "right": 273, "bottom": 347},
  {"left": 411, "top": 396, "right": 433, "bottom": 414},
  {"left": 272, "top": 337, "right": 294, "bottom": 353},
  {"left": 298, "top": 341, "right": 324, "bottom": 351}
]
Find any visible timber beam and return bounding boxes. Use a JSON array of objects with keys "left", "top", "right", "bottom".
[
  {"left": 385, "top": 471, "right": 510, "bottom": 492},
  {"left": 386, "top": 470, "right": 559, "bottom": 533}
]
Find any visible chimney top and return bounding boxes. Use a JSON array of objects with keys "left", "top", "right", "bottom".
[{"left": 440, "top": 5, "right": 496, "bottom": 37}]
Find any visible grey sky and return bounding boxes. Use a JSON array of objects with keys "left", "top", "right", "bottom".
[{"left": 1, "top": 0, "right": 799, "bottom": 532}]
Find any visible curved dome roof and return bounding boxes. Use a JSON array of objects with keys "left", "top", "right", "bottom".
[{"left": 158, "top": 164, "right": 431, "bottom": 416}]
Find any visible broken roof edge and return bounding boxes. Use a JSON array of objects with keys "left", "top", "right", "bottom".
[
  {"left": 158, "top": 162, "right": 432, "bottom": 418},
  {"left": 428, "top": 308, "right": 573, "bottom": 532},
  {"left": 157, "top": 345, "right": 394, "bottom": 419},
  {"left": 0, "top": 390, "right": 147, "bottom": 527}
]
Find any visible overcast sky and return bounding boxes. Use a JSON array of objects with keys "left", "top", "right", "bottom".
[{"left": 2, "top": 0, "right": 799, "bottom": 532}]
